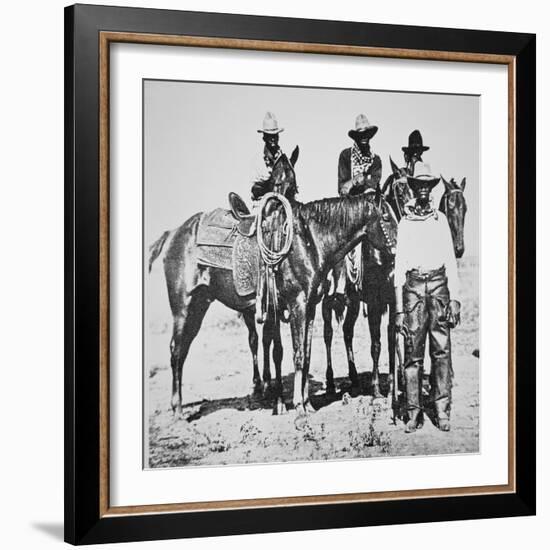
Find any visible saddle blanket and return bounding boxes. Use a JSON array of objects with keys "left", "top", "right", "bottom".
[{"left": 196, "top": 208, "right": 259, "bottom": 296}]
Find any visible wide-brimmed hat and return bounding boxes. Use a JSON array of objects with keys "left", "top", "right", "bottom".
[
  {"left": 257, "top": 112, "right": 284, "bottom": 134},
  {"left": 348, "top": 114, "right": 378, "bottom": 140},
  {"left": 402, "top": 129, "right": 430, "bottom": 153},
  {"left": 406, "top": 162, "right": 440, "bottom": 190}
]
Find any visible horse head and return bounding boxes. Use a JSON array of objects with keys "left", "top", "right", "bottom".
[
  {"left": 381, "top": 155, "right": 413, "bottom": 221},
  {"left": 270, "top": 146, "right": 299, "bottom": 201},
  {"left": 371, "top": 194, "right": 398, "bottom": 257},
  {"left": 439, "top": 175, "right": 467, "bottom": 258}
]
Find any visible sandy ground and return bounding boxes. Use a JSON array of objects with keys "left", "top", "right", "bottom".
[{"left": 146, "top": 258, "right": 479, "bottom": 468}]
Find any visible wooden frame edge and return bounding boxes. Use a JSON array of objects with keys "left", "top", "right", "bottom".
[{"left": 98, "top": 31, "right": 517, "bottom": 518}]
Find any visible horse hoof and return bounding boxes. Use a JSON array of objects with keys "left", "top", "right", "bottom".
[
  {"left": 438, "top": 419, "right": 451, "bottom": 432},
  {"left": 173, "top": 409, "right": 185, "bottom": 421},
  {"left": 404, "top": 420, "right": 417, "bottom": 434},
  {"left": 272, "top": 398, "right": 286, "bottom": 416},
  {"left": 294, "top": 412, "right": 308, "bottom": 430},
  {"left": 305, "top": 401, "right": 316, "bottom": 414},
  {"left": 373, "top": 386, "right": 383, "bottom": 399}
]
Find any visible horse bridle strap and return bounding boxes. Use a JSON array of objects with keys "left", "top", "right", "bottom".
[{"left": 441, "top": 187, "right": 463, "bottom": 214}]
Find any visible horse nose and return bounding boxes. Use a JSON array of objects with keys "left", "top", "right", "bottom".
[{"left": 455, "top": 246, "right": 464, "bottom": 259}]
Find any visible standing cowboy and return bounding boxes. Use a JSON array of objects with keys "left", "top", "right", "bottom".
[
  {"left": 334, "top": 114, "right": 383, "bottom": 297},
  {"left": 394, "top": 162, "right": 461, "bottom": 433},
  {"left": 251, "top": 112, "right": 285, "bottom": 201}
]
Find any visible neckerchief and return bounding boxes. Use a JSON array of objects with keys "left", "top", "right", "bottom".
[
  {"left": 403, "top": 198, "right": 438, "bottom": 221},
  {"left": 351, "top": 142, "right": 374, "bottom": 179}
]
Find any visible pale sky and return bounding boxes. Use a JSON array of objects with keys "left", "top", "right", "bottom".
[{"left": 144, "top": 79, "right": 479, "bottom": 254}]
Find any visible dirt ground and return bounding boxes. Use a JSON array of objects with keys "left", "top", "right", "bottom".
[{"left": 146, "top": 258, "right": 479, "bottom": 468}]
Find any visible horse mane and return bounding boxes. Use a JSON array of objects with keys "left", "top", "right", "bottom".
[{"left": 296, "top": 195, "right": 374, "bottom": 234}]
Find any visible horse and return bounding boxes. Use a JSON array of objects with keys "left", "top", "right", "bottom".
[
  {"left": 321, "top": 160, "right": 468, "bottom": 402},
  {"left": 149, "top": 190, "right": 396, "bottom": 419},
  {"left": 149, "top": 151, "right": 298, "bottom": 417},
  {"left": 321, "top": 193, "right": 398, "bottom": 398}
]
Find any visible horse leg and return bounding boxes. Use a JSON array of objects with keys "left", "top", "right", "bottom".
[
  {"left": 289, "top": 296, "right": 308, "bottom": 417},
  {"left": 342, "top": 297, "right": 360, "bottom": 392},
  {"left": 367, "top": 303, "right": 383, "bottom": 398},
  {"left": 387, "top": 299, "right": 397, "bottom": 400},
  {"left": 242, "top": 309, "right": 261, "bottom": 395},
  {"left": 303, "top": 313, "right": 316, "bottom": 413},
  {"left": 170, "top": 289, "right": 211, "bottom": 418},
  {"left": 262, "top": 317, "right": 274, "bottom": 393},
  {"left": 272, "top": 319, "right": 285, "bottom": 415},
  {"left": 322, "top": 296, "right": 336, "bottom": 395}
]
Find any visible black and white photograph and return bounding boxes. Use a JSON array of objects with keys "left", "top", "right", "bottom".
[{"left": 145, "top": 79, "right": 478, "bottom": 468}]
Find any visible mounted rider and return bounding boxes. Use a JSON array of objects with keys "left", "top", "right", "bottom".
[
  {"left": 334, "top": 114, "right": 383, "bottom": 298},
  {"left": 251, "top": 112, "right": 287, "bottom": 201},
  {"left": 249, "top": 112, "right": 297, "bottom": 322},
  {"left": 394, "top": 162, "right": 461, "bottom": 434},
  {"left": 386, "top": 130, "right": 430, "bottom": 217},
  {"left": 402, "top": 129, "right": 430, "bottom": 174}
]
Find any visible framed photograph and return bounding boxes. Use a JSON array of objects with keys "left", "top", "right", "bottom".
[{"left": 65, "top": 4, "right": 536, "bottom": 545}]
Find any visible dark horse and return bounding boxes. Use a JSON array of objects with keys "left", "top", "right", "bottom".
[
  {"left": 322, "top": 194, "right": 398, "bottom": 398},
  {"left": 149, "top": 151, "right": 299, "bottom": 416},
  {"left": 321, "top": 160, "right": 467, "bottom": 400},
  {"left": 149, "top": 190, "right": 396, "bottom": 418}
]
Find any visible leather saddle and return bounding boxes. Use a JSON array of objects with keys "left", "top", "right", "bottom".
[{"left": 228, "top": 192, "right": 256, "bottom": 237}]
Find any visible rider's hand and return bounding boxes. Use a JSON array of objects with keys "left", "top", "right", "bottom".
[{"left": 446, "top": 300, "right": 461, "bottom": 328}]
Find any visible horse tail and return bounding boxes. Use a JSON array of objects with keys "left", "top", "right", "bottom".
[{"left": 148, "top": 230, "right": 171, "bottom": 273}]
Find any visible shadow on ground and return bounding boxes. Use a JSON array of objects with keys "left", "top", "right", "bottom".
[{"left": 184, "top": 371, "right": 393, "bottom": 422}]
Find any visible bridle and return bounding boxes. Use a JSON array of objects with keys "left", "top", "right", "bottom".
[
  {"left": 271, "top": 154, "right": 297, "bottom": 199},
  {"left": 377, "top": 196, "right": 398, "bottom": 253},
  {"left": 440, "top": 187, "right": 464, "bottom": 216}
]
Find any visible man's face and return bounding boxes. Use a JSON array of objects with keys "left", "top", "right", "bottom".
[
  {"left": 405, "top": 150, "right": 423, "bottom": 165},
  {"left": 354, "top": 132, "right": 371, "bottom": 152},
  {"left": 263, "top": 132, "right": 279, "bottom": 152},
  {"left": 412, "top": 182, "right": 431, "bottom": 203}
]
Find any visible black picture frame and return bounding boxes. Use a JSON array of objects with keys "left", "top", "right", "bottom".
[{"left": 65, "top": 3, "right": 536, "bottom": 545}]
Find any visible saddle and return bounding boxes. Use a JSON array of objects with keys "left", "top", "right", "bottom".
[
  {"left": 195, "top": 195, "right": 260, "bottom": 296},
  {"left": 229, "top": 192, "right": 256, "bottom": 237}
]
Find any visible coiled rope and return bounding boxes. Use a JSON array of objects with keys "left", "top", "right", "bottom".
[
  {"left": 256, "top": 192, "right": 293, "bottom": 267},
  {"left": 255, "top": 192, "right": 294, "bottom": 323}
]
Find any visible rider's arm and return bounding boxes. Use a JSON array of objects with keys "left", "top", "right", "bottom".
[
  {"left": 365, "top": 154, "right": 383, "bottom": 188},
  {"left": 338, "top": 149, "right": 353, "bottom": 196}
]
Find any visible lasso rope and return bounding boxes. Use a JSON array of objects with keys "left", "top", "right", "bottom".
[
  {"left": 256, "top": 192, "right": 293, "bottom": 267},
  {"left": 255, "top": 192, "right": 293, "bottom": 323}
]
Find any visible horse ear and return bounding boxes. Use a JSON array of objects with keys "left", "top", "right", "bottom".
[
  {"left": 290, "top": 145, "right": 300, "bottom": 167},
  {"left": 440, "top": 174, "right": 451, "bottom": 190},
  {"left": 389, "top": 156, "right": 400, "bottom": 176},
  {"left": 460, "top": 177, "right": 466, "bottom": 191}
]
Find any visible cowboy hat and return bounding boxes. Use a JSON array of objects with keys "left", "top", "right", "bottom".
[
  {"left": 348, "top": 114, "right": 378, "bottom": 140},
  {"left": 406, "top": 162, "right": 440, "bottom": 190},
  {"left": 402, "top": 129, "right": 430, "bottom": 153},
  {"left": 257, "top": 111, "right": 284, "bottom": 134}
]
